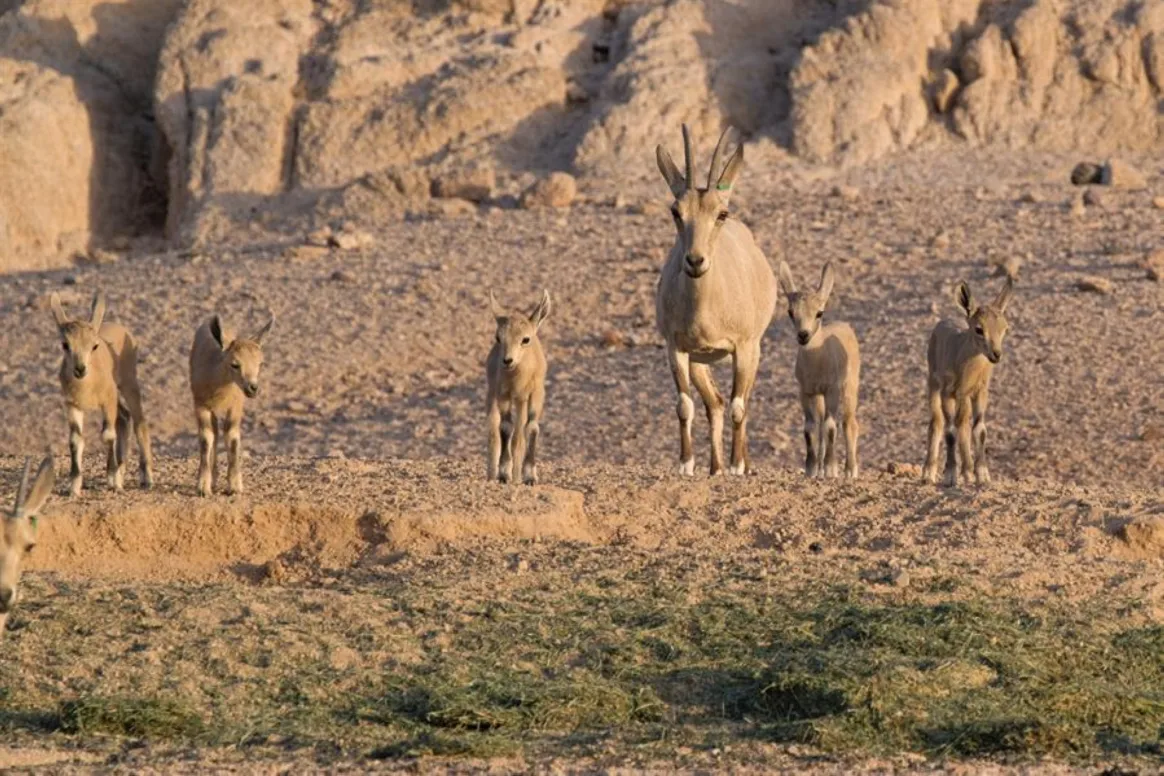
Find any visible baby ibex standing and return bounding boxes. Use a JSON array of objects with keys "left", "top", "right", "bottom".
[
  {"left": 778, "top": 262, "right": 861, "bottom": 478},
  {"left": 51, "top": 291, "right": 154, "bottom": 496},
  {"left": 1, "top": 456, "right": 55, "bottom": 637},
  {"left": 486, "top": 290, "right": 550, "bottom": 485},
  {"left": 656, "top": 125, "right": 778, "bottom": 475},
  {"left": 189, "top": 314, "right": 273, "bottom": 497},
  {"left": 923, "top": 278, "right": 1014, "bottom": 487}
]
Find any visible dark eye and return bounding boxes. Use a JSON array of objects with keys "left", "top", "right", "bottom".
[
  {"left": 61, "top": 342, "right": 68, "bottom": 352},
  {"left": 716, "top": 211, "right": 729, "bottom": 223},
  {"left": 788, "top": 311, "right": 794, "bottom": 320},
  {"left": 92, "top": 344, "right": 99, "bottom": 351},
  {"left": 25, "top": 543, "right": 35, "bottom": 555},
  {"left": 815, "top": 311, "right": 823, "bottom": 319},
  {"left": 231, "top": 362, "right": 241, "bottom": 370},
  {"left": 521, "top": 337, "right": 531, "bottom": 345},
  {"left": 974, "top": 326, "right": 984, "bottom": 335},
  {"left": 670, "top": 206, "right": 681, "bottom": 222}
]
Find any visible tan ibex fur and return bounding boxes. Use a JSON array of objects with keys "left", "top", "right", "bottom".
[
  {"left": 778, "top": 261, "right": 861, "bottom": 479},
  {"left": 923, "top": 278, "right": 1014, "bottom": 487},
  {"left": 656, "top": 125, "right": 778, "bottom": 476},
  {"left": 486, "top": 290, "right": 550, "bottom": 485},
  {"left": 1, "top": 456, "right": 55, "bottom": 637},
  {"left": 189, "top": 314, "right": 273, "bottom": 497},
  {"left": 50, "top": 291, "right": 153, "bottom": 496}
]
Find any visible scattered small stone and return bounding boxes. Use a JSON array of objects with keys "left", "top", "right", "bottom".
[
  {"left": 829, "top": 184, "right": 859, "bottom": 202},
  {"left": 1143, "top": 250, "right": 1164, "bottom": 282},
  {"left": 1075, "top": 276, "right": 1113, "bottom": 294},
  {"left": 629, "top": 201, "right": 663, "bottom": 216},
  {"left": 1100, "top": 158, "right": 1147, "bottom": 189},
  {"left": 62, "top": 275, "right": 77, "bottom": 286},
  {"left": 1070, "top": 162, "right": 1103, "bottom": 185},
  {"left": 110, "top": 235, "right": 133, "bottom": 251},
  {"left": 1083, "top": 188, "right": 1107, "bottom": 208},
  {"left": 1152, "top": 196, "right": 1164, "bottom": 210},
  {"left": 808, "top": 541, "right": 824, "bottom": 554},
  {"left": 890, "top": 568, "right": 912, "bottom": 588},
  {"left": 89, "top": 249, "right": 120, "bottom": 265},
  {"left": 565, "top": 82, "right": 591, "bottom": 103},
  {"left": 1140, "top": 424, "right": 1164, "bottom": 442},
  {"left": 931, "top": 68, "right": 959, "bottom": 113},
  {"left": 330, "top": 269, "right": 354, "bottom": 283},
  {"left": 930, "top": 230, "right": 951, "bottom": 251},
  {"left": 521, "top": 172, "right": 577, "bottom": 209},
  {"left": 508, "top": 555, "right": 530, "bottom": 574},
  {"left": 988, "top": 255, "right": 1022, "bottom": 281},
  {"left": 600, "top": 330, "right": 624, "bottom": 348},
  {"left": 306, "top": 227, "right": 332, "bottom": 247},
  {"left": 886, "top": 462, "right": 922, "bottom": 477},
  {"left": 259, "top": 558, "right": 287, "bottom": 585},
  {"left": 328, "top": 230, "right": 374, "bottom": 251},
  {"left": 429, "top": 198, "right": 478, "bottom": 218},
  {"left": 432, "top": 164, "right": 496, "bottom": 203},
  {"left": 1069, "top": 193, "right": 1086, "bottom": 218},
  {"left": 1018, "top": 190, "right": 1040, "bottom": 204}
]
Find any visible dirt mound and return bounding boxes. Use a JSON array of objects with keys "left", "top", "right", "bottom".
[{"left": 18, "top": 457, "right": 595, "bottom": 582}]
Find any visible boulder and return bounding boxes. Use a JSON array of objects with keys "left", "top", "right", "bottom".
[{"left": 521, "top": 172, "right": 578, "bottom": 209}]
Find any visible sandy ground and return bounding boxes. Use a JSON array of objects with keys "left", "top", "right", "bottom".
[{"left": 0, "top": 149, "right": 1161, "bottom": 772}]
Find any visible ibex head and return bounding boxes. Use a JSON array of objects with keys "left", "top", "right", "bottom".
[
  {"left": 954, "top": 278, "right": 1013, "bottom": 364},
  {"left": 490, "top": 290, "right": 550, "bottom": 371},
  {"left": 50, "top": 291, "right": 107, "bottom": 380},
  {"left": 656, "top": 125, "right": 745, "bottom": 279},
  {"left": 209, "top": 314, "right": 273, "bottom": 398},
  {"left": 1, "top": 456, "right": 55, "bottom": 636},
  {"left": 778, "top": 262, "right": 835, "bottom": 347}
]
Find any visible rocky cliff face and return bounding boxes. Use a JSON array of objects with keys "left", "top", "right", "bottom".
[{"left": 0, "top": 0, "right": 1160, "bottom": 270}]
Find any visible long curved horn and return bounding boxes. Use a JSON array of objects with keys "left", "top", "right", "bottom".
[
  {"left": 708, "top": 126, "right": 733, "bottom": 190},
  {"left": 13, "top": 458, "right": 30, "bottom": 516},
  {"left": 681, "top": 124, "right": 694, "bottom": 189}
]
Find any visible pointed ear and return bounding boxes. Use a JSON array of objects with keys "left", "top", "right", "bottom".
[
  {"left": 656, "top": 145, "right": 686, "bottom": 199},
  {"left": 209, "top": 315, "right": 227, "bottom": 349},
  {"left": 253, "top": 315, "right": 274, "bottom": 344},
  {"left": 49, "top": 293, "right": 68, "bottom": 328},
  {"left": 12, "top": 458, "right": 30, "bottom": 517},
  {"left": 954, "top": 281, "right": 976, "bottom": 317},
  {"left": 715, "top": 145, "right": 744, "bottom": 204},
  {"left": 994, "top": 277, "right": 1014, "bottom": 313},
  {"left": 530, "top": 290, "right": 551, "bottom": 330},
  {"left": 489, "top": 290, "right": 505, "bottom": 319},
  {"left": 817, "top": 263, "right": 835, "bottom": 304},
  {"left": 19, "top": 456, "right": 55, "bottom": 520},
  {"left": 777, "top": 261, "right": 797, "bottom": 296},
  {"left": 90, "top": 291, "right": 106, "bottom": 329}
]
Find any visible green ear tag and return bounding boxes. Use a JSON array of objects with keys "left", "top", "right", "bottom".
[
  {"left": 29, "top": 516, "right": 37, "bottom": 529},
  {"left": 716, "top": 183, "right": 731, "bottom": 191}
]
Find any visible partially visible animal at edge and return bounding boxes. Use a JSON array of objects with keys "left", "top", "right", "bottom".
[
  {"left": 778, "top": 261, "right": 861, "bottom": 479},
  {"left": 655, "top": 124, "right": 778, "bottom": 476},
  {"left": 486, "top": 290, "right": 550, "bottom": 485},
  {"left": 189, "top": 313, "right": 273, "bottom": 497},
  {"left": 50, "top": 291, "right": 153, "bottom": 497},
  {"left": 922, "top": 277, "right": 1015, "bottom": 487},
  {"left": 0, "top": 456, "right": 56, "bottom": 636}
]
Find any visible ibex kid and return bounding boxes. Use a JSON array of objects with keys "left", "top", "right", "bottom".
[
  {"left": 189, "top": 314, "right": 273, "bottom": 496},
  {"left": 1, "top": 456, "right": 56, "bottom": 636},
  {"left": 778, "top": 261, "right": 861, "bottom": 478},
  {"left": 51, "top": 291, "right": 154, "bottom": 496},
  {"left": 923, "top": 278, "right": 1014, "bottom": 486},
  {"left": 486, "top": 290, "right": 550, "bottom": 485}
]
